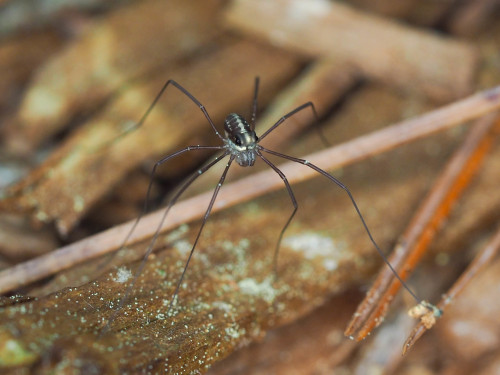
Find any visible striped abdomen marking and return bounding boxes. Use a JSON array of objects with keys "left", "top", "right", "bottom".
[{"left": 224, "top": 113, "right": 258, "bottom": 167}]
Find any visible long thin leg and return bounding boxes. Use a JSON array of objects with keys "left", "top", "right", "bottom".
[
  {"left": 258, "top": 101, "right": 330, "bottom": 147},
  {"left": 120, "top": 146, "right": 225, "bottom": 254},
  {"left": 126, "top": 79, "right": 225, "bottom": 141},
  {"left": 100, "top": 150, "right": 229, "bottom": 335},
  {"left": 250, "top": 77, "right": 260, "bottom": 130},
  {"left": 94, "top": 146, "right": 224, "bottom": 276},
  {"left": 259, "top": 146, "right": 421, "bottom": 304},
  {"left": 257, "top": 150, "right": 298, "bottom": 276},
  {"left": 165, "top": 155, "right": 236, "bottom": 316}
]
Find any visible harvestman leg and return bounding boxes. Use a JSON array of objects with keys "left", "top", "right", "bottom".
[
  {"left": 259, "top": 101, "right": 318, "bottom": 140},
  {"left": 118, "top": 78, "right": 227, "bottom": 254},
  {"left": 131, "top": 79, "right": 225, "bottom": 141},
  {"left": 108, "top": 79, "right": 225, "bottom": 149},
  {"left": 102, "top": 78, "right": 230, "bottom": 326},
  {"left": 256, "top": 150, "right": 298, "bottom": 276},
  {"left": 118, "top": 146, "right": 225, "bottom": 256},
  {"left": 94, "top": 146, "right": 223, "bottom": 277},
  {"left": 258, "top": 100, "right": 331, "bottom": 147},
  {"left": 250, "top": 77, "right": 260, "bottom": 130},
  {"left": 248, "top": 99, "right": 328, "bottom": 273},
  {"left": 102, "top": 80, "right": 237, "bottom": 334},
  {"left": 250, "top": 75, "right": 330, "bottom": 147},
  {"left": 165, "top": 156, "right": 236, "bottom": 316},
  {"left": 98, "top": 75, "right": 428, "bottom": 339},
  {"left": 101, "top": 150, "right": 229, "bottom": 334},
  {"left": 109, "top": 78, "right": 228, "bottom": 257},
  {"left": 259, "top": 146, "right": 422, "bottom": 302}
]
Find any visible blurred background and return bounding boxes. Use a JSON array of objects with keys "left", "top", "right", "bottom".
[{"left": 1, "top": 0, "right": 500, "bottom": 374}]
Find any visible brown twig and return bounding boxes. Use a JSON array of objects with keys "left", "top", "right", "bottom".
[
  {"left": 344, "top": 111, "right": 500, "bottom": 342},
  {"left": 403, "top": 224, "right": 500, "bottom": 354},
  {"left": 0, "top": 85, "right": 499, "bottom": 294}
]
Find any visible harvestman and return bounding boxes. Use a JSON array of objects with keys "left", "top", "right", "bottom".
[{"left": 102, "top": 77, "right": 428, "bottom": 333}]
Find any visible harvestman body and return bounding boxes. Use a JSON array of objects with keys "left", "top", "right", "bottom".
[{"left": 102, "top": 77, "right": 426, "bottom": 334}]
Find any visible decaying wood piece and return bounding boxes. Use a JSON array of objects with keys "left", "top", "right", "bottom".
[
  {"left": 207, "top": 292, "right": 360, "bottom": 375},
  {"left": 5, "top": 0, "right": 224, "bottom": 153},
  {"left": 0, "top": 40, "right": 302, "bottom": 235},
  {"left": 224, "top": 0, "right": 478, "bottom": 101},
  {"left": 0, "top": 185, "right": 381, "bottom": 374}
]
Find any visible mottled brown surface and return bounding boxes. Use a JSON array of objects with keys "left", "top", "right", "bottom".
[
  {"left": 0, "top": 31, "right": 64, "bottom": 115},
  {"left": 4, "top": 0, "right": 224, "bottom": 152},
  {"left": 439, "top": 258, "right": 500, "bottom": 362},
  {"left": 224, "top": 0, "right": 478, "bottom": 101},
  {"left": 1, "top": 1, "right": 500, "bottom": 374},
  {"left": 1, "top": 40, "right": 302, "bottom": 235},
  {"left": 1, "top": 83, "right": 495, "bottom": 374}
]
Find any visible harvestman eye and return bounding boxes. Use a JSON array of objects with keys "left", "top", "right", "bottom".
[{"left": 101, "top": 77, "right": 428, "bottom": 335}]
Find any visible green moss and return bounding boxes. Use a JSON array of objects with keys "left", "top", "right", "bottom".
[{"left": 0, "top": 331, "right": 37, "bottom": 366}]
